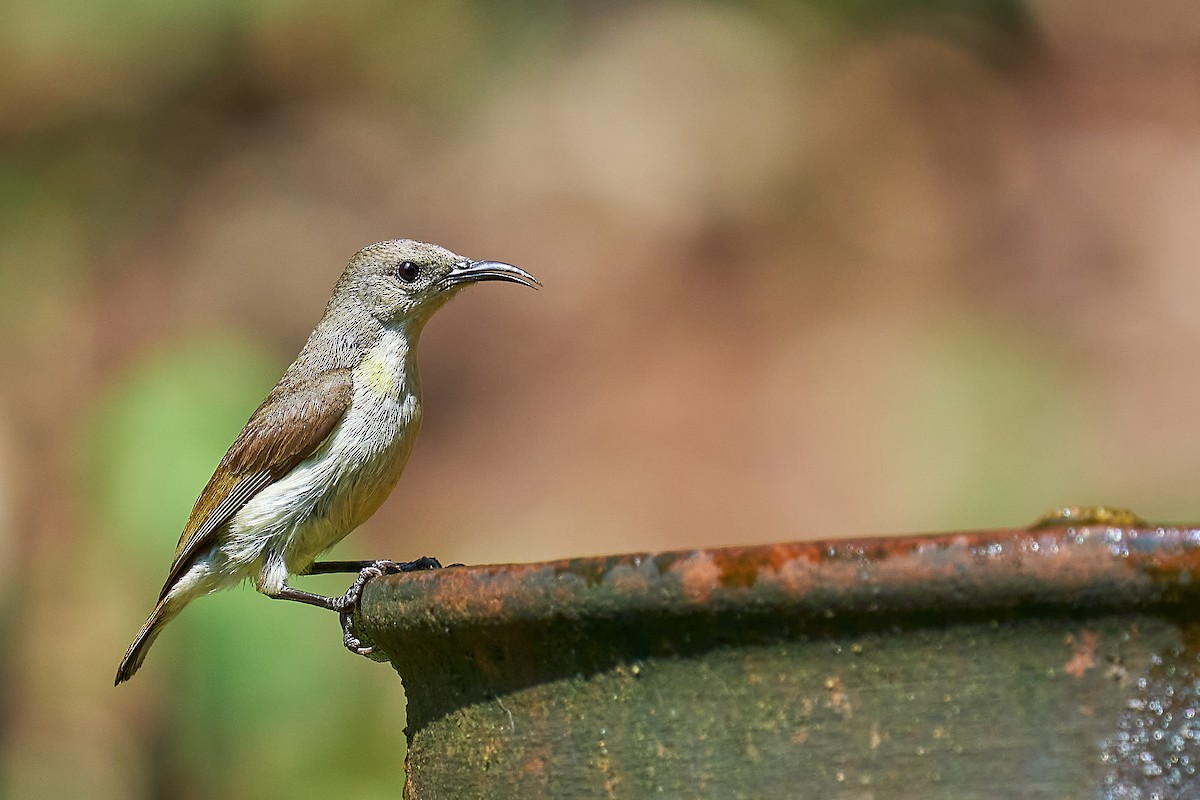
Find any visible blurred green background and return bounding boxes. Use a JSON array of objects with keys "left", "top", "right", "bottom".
[{"left": 3, "top": 0, "right": 1200, "bottom": 797}]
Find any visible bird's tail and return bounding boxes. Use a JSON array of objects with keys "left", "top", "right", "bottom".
[{"left": 114, "top": 596, "right": 183, "bottom": 685}]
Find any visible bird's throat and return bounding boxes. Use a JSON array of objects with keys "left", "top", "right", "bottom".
[{"left": 355, "top": 327, "right": 418, "bottom": 400}]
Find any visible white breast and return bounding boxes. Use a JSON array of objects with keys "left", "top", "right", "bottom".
[{"left": 223, "top": 328, "right": 423, "bottom": 592}]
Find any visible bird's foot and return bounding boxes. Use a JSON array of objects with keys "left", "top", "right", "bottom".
[
  {"left": 339, "top": 557, "right": 444, "bottom": 657},
  {"left": 309, "top": 556, "right": 445, "bottom": 575}
]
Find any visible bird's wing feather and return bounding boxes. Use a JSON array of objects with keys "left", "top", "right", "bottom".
[{"left": 158, "top": 368, "right": 354, "bottom": 600}]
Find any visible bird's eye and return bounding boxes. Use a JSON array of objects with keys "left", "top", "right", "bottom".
[{"left": 398, "top": 261, "right": 420, "bottom": 283}]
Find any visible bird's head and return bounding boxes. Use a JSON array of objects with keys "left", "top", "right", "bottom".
[{"left": 340, "top": 239, "right": 539, "bottom": 327}]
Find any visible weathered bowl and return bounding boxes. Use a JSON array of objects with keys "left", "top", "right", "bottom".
[{"left": 355, "top": 515, "right": 1200, "bottom": 799}]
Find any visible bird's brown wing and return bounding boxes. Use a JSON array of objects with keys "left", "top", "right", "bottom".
[{"left": 158, "top": 368, "right": 354, "bottom": 601}]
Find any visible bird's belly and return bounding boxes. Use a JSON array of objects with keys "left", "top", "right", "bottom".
[
  {"left": 284, "top": 445, "right": 410, "bottom": 566},
  {"left": 225, "top": 381, "right": 421, "bottom": 584}
]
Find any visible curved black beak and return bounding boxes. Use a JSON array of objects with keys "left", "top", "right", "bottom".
[{"left": 442, "top": 260, "right": 541, "bottom": 290}]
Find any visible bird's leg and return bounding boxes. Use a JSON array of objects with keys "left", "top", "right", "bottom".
[
  {"left": 268, "top": 586, "right": 345, "bottom": 611},
  {"left": 306, "top": 556, "right": 444, "bottom": 575},
  {"left": 289, "top": 558, "right": 444, "bottom": 656},
  {"left": 267, "top": 575, "right": 383, "bottom": 655}
]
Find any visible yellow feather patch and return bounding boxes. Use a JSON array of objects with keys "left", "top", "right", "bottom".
[{"left": 357, "top": 346, "right": 399, "bottom": 396}]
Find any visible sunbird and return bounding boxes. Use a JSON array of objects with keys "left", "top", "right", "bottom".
[{"left": 116, "top": 240, "right": 538, "bottom": 684}]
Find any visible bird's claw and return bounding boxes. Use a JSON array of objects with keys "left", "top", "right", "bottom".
[
  {"left": 341, "top": 611, "right": 382, "bottom": 657},
  {"left": 339, "top": 557, "right": 444, "bottom": 658}
]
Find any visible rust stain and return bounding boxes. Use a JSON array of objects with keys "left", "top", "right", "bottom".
[
  {"left": 678, "top": 551, "right": 721, "bottom": 604},
  {"left": 775, "top": 557, "right": 821, "bottom": 595},
  {"left": 711, "top": 549, "right": 761, "bottom": 589},
  {"left": 824, "top": 675, "right": 852, "bottom": 718},
  {"left": 1063, "top": 629, "right": 1098, "bottom": 678},
  {"left": 521, "top": 748, "right": 548, "bottom": 777}
]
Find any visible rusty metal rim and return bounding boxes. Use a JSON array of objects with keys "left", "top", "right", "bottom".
[{"left": 358, "top": 524, "right": 1200, "bottom": 631}]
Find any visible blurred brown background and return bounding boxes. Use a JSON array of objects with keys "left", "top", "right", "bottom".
[{"left": 3, "top": 0, "right": 1200, "bottom": 797}]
